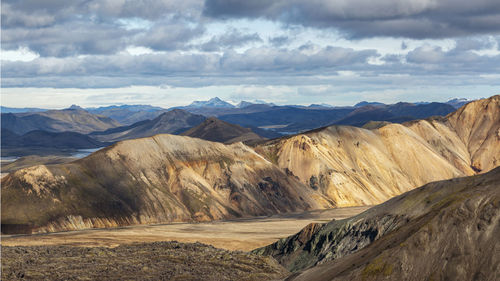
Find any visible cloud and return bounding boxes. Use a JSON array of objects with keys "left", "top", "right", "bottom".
[
  {"left": 4, "top": 40, "right": 499, "bottom": 90},
  {"left": 199, "top": 28, "right": 262, "bottom": 51},
  {"left": 203, "top": 0, "right": 500, "bottom": 39},
  {"left": 2, "top": 21, "right": 138, "bottom": 57},
  {"left": 137, "top": 20, "right": 205, "bottom": 51},
  {"left": 268, "top": 35, "right": 290, "bottom": 47},
  {"left": 1, "top": 0, "right": 206, "bottom": 56}
]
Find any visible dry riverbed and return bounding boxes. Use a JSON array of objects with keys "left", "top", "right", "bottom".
[{"left": 1, "top": 206, "right": 369, "bottom": 251}]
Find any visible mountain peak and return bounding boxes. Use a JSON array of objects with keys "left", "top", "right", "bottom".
[
  {"left": 68, "top": 104, "right": 84, "bottom": 110},
  {"left": 186, "top": 97, "right": 235, "bottom": 109},
  {"left": 182, "top": 117, "right": 263, "bottom": 144}
]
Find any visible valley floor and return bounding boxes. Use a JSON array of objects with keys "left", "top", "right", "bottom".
[{"left": 1, "top": 206, "right": 368, "bottom": 251}]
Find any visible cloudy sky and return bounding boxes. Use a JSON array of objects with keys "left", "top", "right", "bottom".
[{"left": 2, "top": 0, "right": 500, "bottom": 108}]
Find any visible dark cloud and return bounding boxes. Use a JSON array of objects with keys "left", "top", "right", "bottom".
[{"left": 203, "top": 0, "right": 500, "bottom": 39}]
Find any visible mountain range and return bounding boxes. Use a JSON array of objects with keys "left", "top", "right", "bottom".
[
  {"left": 2, "top": 95, "right": 498, "bottom": 234},
  {"left": 90, "top": 109, "right": 206, "bottom": 142},
  {"left": 1, "top": 107, "right": 120, "bottom": 135}
]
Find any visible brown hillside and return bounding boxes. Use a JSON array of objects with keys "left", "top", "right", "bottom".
[
  {"left": 181, "top": 117, "right": 264, "bottom": 144},
  {"left": 254, "top": 167, "right": 500, "bottom": 281}
]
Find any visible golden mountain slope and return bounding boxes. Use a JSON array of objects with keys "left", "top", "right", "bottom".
[
  {"left": 255, "top": 95, "right": 499, "bottom": 207},
  {"left": 1, "top": 135, "right": 330, "bottom": 234}
]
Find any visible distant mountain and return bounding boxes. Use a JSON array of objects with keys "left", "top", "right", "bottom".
[
  {"left": 179, "top": 103, "right": 274, "bottom": 117},
  {"left": 237, "top": 100, "right": 276, "bottom": 108},
  {"left": 1, "top": 129, "right": 107, "bottom": 149},
  {"left": 446, "top": 98, "right": 473, "bottom": 108},
  {"left": 181, "top": 117, "right": 264, "bottom": 144},
  {"left": 86, "top": 105, "right": 167, "bottom": 125},
  {"left": 334, "top": 102, "right": 456, "bottom": 127},
  {"left": 218, "top": 107, "right": 354, "bottom": 134},
  {"left": 183, "top": 97, "right": 235, "bottom": 109},
  {"left": 354, "top": 101, "right": 385, "bottom": 107},
  {"left": 254, "top": 167, "right": 500, "bottom": 281},
  {"left": 236, "top": 101, "right": 256, "bottom": 108},
  {"left": 90, "top": 109, "right": 206, "bottom": 142},
  {"left": 0, "top": 106, "right": 47, "bottom": 114},
  {"left": 307, "top": 103, "right": 333, "bottom": 109},
  {"left": 1, "top": 108, "right": 121, "bottom": 135},
  {"left": 87, "top": 104, "right": 165, "bottom": 112}
]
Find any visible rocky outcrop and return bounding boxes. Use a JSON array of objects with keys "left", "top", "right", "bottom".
[
  {"left": 254, "top": 167, "right": 500, "bottom": 281},
  {"left": 2, "top": 241, "right": 289, "bottom": 281}
]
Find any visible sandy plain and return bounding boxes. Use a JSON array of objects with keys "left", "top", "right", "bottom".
[{"left": 1, "top": 206, "right": 369, "bottom": 251}]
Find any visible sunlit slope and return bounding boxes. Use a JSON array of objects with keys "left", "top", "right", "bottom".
[{"left": 256, "top": 95, "right": 499, "bottom": 206}]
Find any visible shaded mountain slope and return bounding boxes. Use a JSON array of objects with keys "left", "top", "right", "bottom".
[
  {"left": 181, "top": 117, "right": 264, "bottom": 144},
  {"left": 253, "top": 167, "right": 500, "bottom": 281},
  {"left": 255, "top": 95, "right": 499, "bottom": 207},
  {"left": 219, "top": 107, "right": 353, "bottom": 133},
  {"left": 331, "top": 102, "right": 455, "bottom": 128},
  {"left": 1, "top": 134, "right": 331, "bottom": 234},
  {"left": 1, "top": 129, "right": 107, "bottom": 149},
  {"left": 90, "top": 109, "right": 206, "bottom": 142},
  {"left": 1, "top": 108, "right": 120, "bottom": 135}
]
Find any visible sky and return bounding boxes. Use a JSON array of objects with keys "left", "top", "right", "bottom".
[{"left": 1, "top": 0, "right": 500, "bottom": 108}]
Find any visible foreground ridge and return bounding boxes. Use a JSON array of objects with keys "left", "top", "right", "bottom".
[{"left": 253, "top": 166, "right": 500, "bottom": 281}]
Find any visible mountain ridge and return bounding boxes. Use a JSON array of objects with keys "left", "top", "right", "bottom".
[{"left": 253, "top": 166, "right": 500, "bottom": 280}]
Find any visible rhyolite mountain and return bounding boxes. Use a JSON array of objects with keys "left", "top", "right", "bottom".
[
  {"left": 255, "top": 95, "right": 499, "bottom": 207},
  {"left": 181, "top": 117, "right": 264, "bottom": 144},
  {"left": 90, "top": 109, "right": 206, "bottom": 142},
  {"left": 1, "top": 135, "right": 330, "bottom": 234},
  {"left": 1, "top": 107, "right": 121, "bottom": 135},
  {"left": 1, "top": 96, "right": 498, "bottom": 234},
  {"left": 253, "top": 167, "right": 500, "bottom": 281}
]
